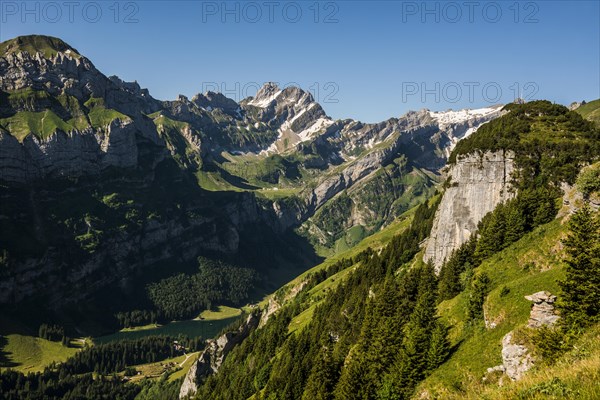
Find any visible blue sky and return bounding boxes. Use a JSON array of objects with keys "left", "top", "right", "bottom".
[{"left": 1, "top": 0, "right": 599, "bottom": 122}]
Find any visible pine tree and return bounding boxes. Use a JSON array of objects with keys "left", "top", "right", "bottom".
[
  {"left": 426, "top": 322, "right": 450, "bottom": 371},
  {"left": 558, "top": 205, "right": 600, "bottom": 328},
  {"left": 467, "top": 272, "right": 491, "bottom": 322},
  {"left": 391, "top": 264, "right": 438, "bottom": 394},
  {"left": 475, "top": 206, "right": 506, "bottom": 260},
  {"left": 363, "top": 277, "right": 405, "bottom": 384},
  {"left": 437, "top": 237, "right": 476, "bottom": 301},
  {"left": 302, "top": 344, "right": 337, "bottom": 400},
  {"left": 333, "top": 351, "right": 369, "bottom": 400},
  {"left": 503, "top": 201, "right": 525, "bottom": 245},
  {"left": 375, "top": 373, "right": 402, "bottom": 400}
]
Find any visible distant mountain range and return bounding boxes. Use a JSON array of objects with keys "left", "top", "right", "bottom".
[{"left": 0, "top": 34, "right": 503, "bottom": 309}]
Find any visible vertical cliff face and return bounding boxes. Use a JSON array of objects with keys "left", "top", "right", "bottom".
[
  {"left": 424, "top": 150, "right": 515, "bottom": 271},
  {"left": 179, "top": 312, "right": 261, "bottom": 399}
]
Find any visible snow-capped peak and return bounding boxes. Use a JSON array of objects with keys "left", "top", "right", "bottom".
[{"left": 247, "top": 82, "right": 282, "bottom": 107}]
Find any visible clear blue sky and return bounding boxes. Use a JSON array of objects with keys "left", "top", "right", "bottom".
[{"left": 1, "top": 1, "right": 599, "bottom": 122}]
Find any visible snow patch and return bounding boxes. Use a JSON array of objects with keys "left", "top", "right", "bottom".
[
  {"left": 248, "top": 90, "right": 282, "bottom": 108},
  {"left": 297, "top": 117, "right": 333, "bottom": 141},
  {"left": 429, "top": 107, "right": 498, "bottom": 125}
]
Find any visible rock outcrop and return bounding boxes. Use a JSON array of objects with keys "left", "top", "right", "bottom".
[
  {"left": 424, "top": 150, "right": 516, "bottom": 271},
  {"left": 501, "top": 331, "right": 534, "bottom": 381},
  {"left": 494, "top": 291, "right": 560, "bottom": 381},
  {"left": 180, "top": 312, "right": 261, "bottom": 399},
  {"left": 525, "top": 291, "right": 559, "bottom": 328}
]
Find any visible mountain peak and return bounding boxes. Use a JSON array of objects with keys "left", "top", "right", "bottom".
[
  {"left": 247, "top": 82, "right": 317, "bottom": 109},
  {"left": 0, "top": 35, "right": 80, "bottom": 58},
  {"left": 247, "top": 82, "right": 282, "bottom": 107},
  {"left": 192, "top": 91, "right": 239, "bottom": 113}
]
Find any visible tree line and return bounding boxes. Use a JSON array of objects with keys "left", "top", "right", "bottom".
[{"left": 60, "top": 335, "right": 202, "bottom": 375}]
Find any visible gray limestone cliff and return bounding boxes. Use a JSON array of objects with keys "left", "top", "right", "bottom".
[
  {"left": 179, "top": 312, "right": 261, "bottom": 399},
  {"left": 424, "top": 150, "right": 516, "bottom": 271}
]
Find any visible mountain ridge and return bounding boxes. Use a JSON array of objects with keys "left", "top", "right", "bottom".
[{"left": 0, "top": 34, "right": 504, "bottom": 255}]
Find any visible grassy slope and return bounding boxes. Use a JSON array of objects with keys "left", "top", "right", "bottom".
[
  {"left": 122, "top": 351, "right": 200, "bottom": 383},
  {"left": 197, "top": 305, "right": 242, "bottom": 321},
  {"left": 472, "top": 322, "right": 600, "bottom": 400},
  {"left": 417, "top": 216, "right": 573, "bottom": 398},
  {"left": 0, "top": 314, "right": 82, "bottom": 372},
  {"left": 575, "top": 99, "right": 600, "bottom": 126},
  {"left": 0, "top": 95, "right": 128, "bottom": 142},
  {"left": 0, "top": 334, "right": 79, "bottom": 373}
]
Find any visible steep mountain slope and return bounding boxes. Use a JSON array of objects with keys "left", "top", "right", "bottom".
[
  {"left": 177, "top": 101, "right": 600, "bottom": 400},
  {"left": 425, "top": 100, "right": 600, "bottom": 269}
]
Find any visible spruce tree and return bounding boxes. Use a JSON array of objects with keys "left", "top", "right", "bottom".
[
  {"left": 467, "top": 272, "right": 491, "bottom": 322},
  {"left": 302, "top": 344, "right": 337, "bottom": 400},
  {"left": 558, "top": 205, "right": 600, "bottom": 328},
  {"left": 437, "top": 237, "right": 476, "bottom": 301},
  {"left": 475, "top": 206, "right": 506, "bottom": 260},
  {"left": 333, "top": 351, "right": 369, "bottom": 400},
  {"left": 503, "top": 201, "right": 525, "bottom": 245},
  {"left": 426, "top": 322, "right": 450, "bottom": 371},
  {"left": 392, "top": 264, "right": 438, "bottom": 394}
]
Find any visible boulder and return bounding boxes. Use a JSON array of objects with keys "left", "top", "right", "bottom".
[{"left": 501, "top": 331, "right": 534, "bottom": 381}]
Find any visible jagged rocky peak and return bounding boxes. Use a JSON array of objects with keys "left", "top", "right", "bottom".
[
  {"left": 108, "top": 76, "right": 151, "bottom": 98},
  {"left": 427, "top": 105, "right": 505, "bottom": 155},
  {"left": 245, "top": 82, "right": 323, "bottom": 113},
  {"left": 0, "top": 35, "right": 167, "bottom": 183},
  {"left": 245, "top": 81, "right": 282, "bottom": 107},
  {"left": 192, "top": 91, "right": 239, "bottom": 113},
  {"left": 428, "top": 106, "right": 503, "bottom": 126},
  {"left": 0, "top": 35, "right": 94, "bottom": 94}
]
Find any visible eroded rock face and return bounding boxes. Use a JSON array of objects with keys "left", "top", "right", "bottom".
[
  {"left": 525, "top": 291, "right": 559, "bottom": 328},
  {"left": 179, "top": 312, "right": 261, "bottom": 399},
  {"left": 0, "top": 118, "right": 145, "bottom": 183},
  {"left": 424, "top": 150, "right": 516, "bottom": 271}
]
